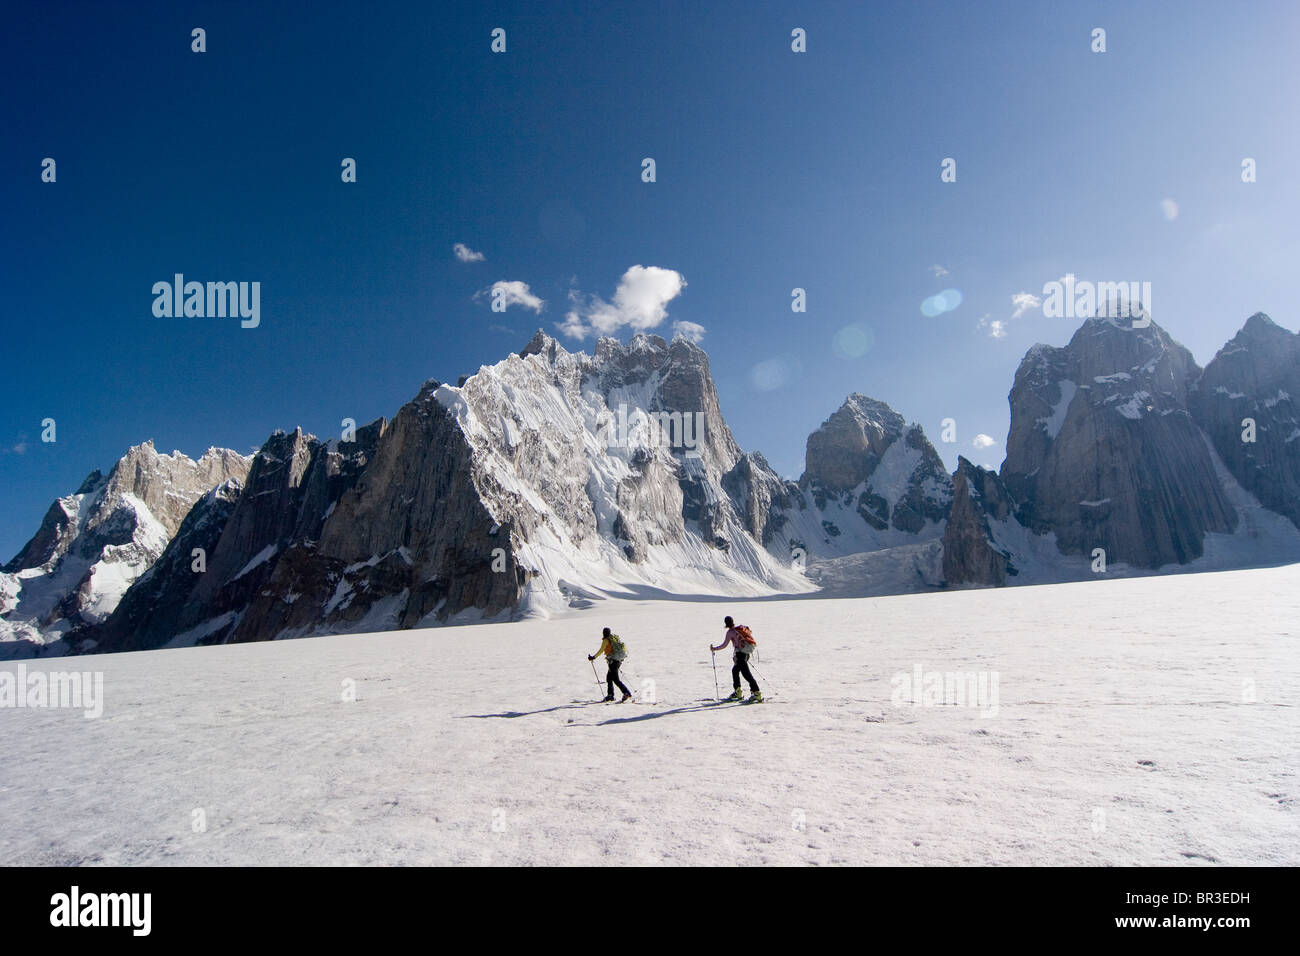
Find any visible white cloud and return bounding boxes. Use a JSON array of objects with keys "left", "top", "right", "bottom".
[
  {"left": 556, "top": 312, "right": 588, "bottom": 340},
  {"left": 672, "top": 320, "right": 706, "bottom": 344},
  {"left": 476, "top": 280, "right": 544, "bottom": 314},
  {"left": 930, "top": 264, "right": 949, "bottom": 278},
  {"left": 977, "top": 315, "right": 1007, "bottom": 339},
  {"left": 453, "top": 242, "right": 485, "bottom": 263},
  {"left": 972, "top": 434, "right": 995, "bottom": 449},
  {"left": 559, "top": 265, "right": 687, "bottom": 340},
  {"left": 1010, "top": 292, "right": 1041, "bottom": 320}
]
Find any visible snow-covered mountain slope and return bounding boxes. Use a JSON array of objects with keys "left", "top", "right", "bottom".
[
  {"left": 0, "top": 442, "right": 249, "bottom": 657},
  {"left": 432, "top": 332, "right": 815, "bottom": 614},
  {"left": 4, "top": 564, "right": 1295, "bottom": 865}
]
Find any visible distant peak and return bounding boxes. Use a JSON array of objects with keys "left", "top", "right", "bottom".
[
  {"left": 74, "top": 470, "right": 105, "bottom": 495},
  {"left": 628, "top": 332, "right": 669, "bottom": 351},
  {"left": 1240, "top": 311, "right": 1284, "bottom": 337},
  {"left": 520, "top": 328, "right": 558, "bottom": 358},
  {"left": 839, "top": 394, "right": 902, "bottom": 423},
  {"left": 122, "top": 438, "right": 159, "bottom": 458}
]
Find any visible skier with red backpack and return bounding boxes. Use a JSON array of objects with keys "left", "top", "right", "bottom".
[{"left": 711, "top": 615, "right": 762, "bottom": 703}]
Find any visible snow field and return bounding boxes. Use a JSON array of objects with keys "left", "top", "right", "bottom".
[{"left": 1, "top": 564, "right": 1296, "bottom": 865}]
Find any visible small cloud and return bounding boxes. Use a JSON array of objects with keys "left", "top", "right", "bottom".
[
  {"left": 1161, "top": 198, "right": 1179, "bottom": 221},
  {"left": 972, "top": 434, "right": 995, "bottom": 449},
  {"left": 10, "top": 442, "right": 27, "bottom": 455},
  {"left": 559, "top": 265, "right": 686, "bottom": 340},
  {"left": 557, "top": 312, "right": 589, "bottom": 340},
  {"left": 1010, "top": 292, "right": 1041, "bottom": 320},
  {"left": 977, "top": 315, "right": 1007, "bottom": 339},
  {"left": 475, "top": 280, "right": 544, "bottom": 314},
  {"left": 453, "top": 242, "right": 485, "bottom": 263},
  {"left": 929, "top": 264, "right": 949, "bottom": 278},
  {"left": 672, "top": 320, "right": 706, "bottom": 344},
  {"left": 488, "top": 324, "right": 515, "bottom": 335}
]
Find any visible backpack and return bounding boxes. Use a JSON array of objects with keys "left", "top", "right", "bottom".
[
  {"left": 734, "top": 625, "right": 756, "bottom": 651},
  {"left": 607, "top": 634, "right": 628, "bottom": 661}
]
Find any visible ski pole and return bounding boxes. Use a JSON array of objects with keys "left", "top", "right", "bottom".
[
  {"left": 589, "top": 657, "right": 603, "bottom": 694},
  {"left": 750, "top": 660, "right": 778, "bottom": 696},
  {"left": 710, "top": 649, "right": 720, "bottom": 700}
]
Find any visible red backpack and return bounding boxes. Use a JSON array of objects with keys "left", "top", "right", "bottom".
[{"left": 735, "top": 625, "right": 757, "bottom": 649}]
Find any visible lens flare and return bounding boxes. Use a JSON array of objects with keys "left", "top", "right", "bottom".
[
  {"left": 921, "top": 288, "right": 963, "bottom": 316},
  {"left": 749, "top": 357, "right": 799, "bottom": 392},
  {"left": 832, "top": 323, "right": 874, "bottom": 358}
]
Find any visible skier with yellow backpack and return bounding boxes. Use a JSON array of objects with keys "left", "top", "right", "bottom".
[
  {"left": 589, "top": 627, "right": 634, "bottom": 702},
  {"left": 710, "top": 615, "right": 762, "bottom": 703}
]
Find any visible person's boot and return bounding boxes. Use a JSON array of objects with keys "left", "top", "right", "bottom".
[
  {"left": 603, "top": 693, "right": 615, "bottom": 702},
  {"left": 728, "top": 687, "right": 744, "bottom": 701},
  {"left": 620, "top": 691, "right": 633, "bottom": 702},
  {"left": 747, "top": 690, "right": 764, "bottom": 703}
]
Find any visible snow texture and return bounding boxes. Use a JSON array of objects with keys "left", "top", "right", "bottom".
[{"left": 1, "top": 564, "right": 1295, "bottom": 865}]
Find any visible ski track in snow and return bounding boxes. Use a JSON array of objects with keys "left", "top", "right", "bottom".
[{"left": 1, "top": 565, "right": 1297, "bottom": 866}]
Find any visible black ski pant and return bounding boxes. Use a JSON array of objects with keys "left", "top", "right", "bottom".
[
  {"left": 732, "top": 652, "right": 759, "bottom": 693},
  {"left": 606, "top": 659, "right": 631, "bottom": 698}
]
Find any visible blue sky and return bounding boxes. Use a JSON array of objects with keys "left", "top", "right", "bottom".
[{"left": 2, "top": 0, "right": 1298, "bottom": 560}]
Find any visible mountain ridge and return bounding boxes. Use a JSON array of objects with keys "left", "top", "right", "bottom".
[{"left": 4, "top": 313, "right": 1299, "bottom": 658}]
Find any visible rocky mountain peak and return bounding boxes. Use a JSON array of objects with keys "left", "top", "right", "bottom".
[
  {"left": 942, "top": 456, "right": 1015, "bottom": 587},
  {"left": 1190, "top": 313, "right": 1300, "bottom": 531},
  {"left": 1004, "top": 314, "right": 1233, "bottom": 568},
  {"left": 74, "top": 470, "right": 105, "bottom": 496},
  {"left": 520, "top": 329, "right": 563, "bottom": 361},
  {"left": 801, "top": 394, "right": 907, "bottom": 492},
  {"left": 1239, "top": 311, "right": 1280, "bottom": 338}
]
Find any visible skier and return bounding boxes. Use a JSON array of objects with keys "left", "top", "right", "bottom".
[
  {"left": 711, "top": 615, "right": 762, "bottom": 702},
  {"left": 589, "top": 627, "right": 633, "bottom": 702}
]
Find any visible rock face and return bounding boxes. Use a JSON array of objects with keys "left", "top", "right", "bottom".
[
  {"left": 9, "top": 312, "right": 1300, "bottom": 654},
  {"left": 87, "top": 480, "right": 245, "bottom": 653},
  {"left": 1002, "top": 315, "right": 1237, "bottom": 569},
  {"left": 721, "top": 452, "right": 799, "bottom": 546},
  {"left": 89, "top": 421, "right": 388, "bottom": 652},
  {"left": 942, "top": 457, "right": 1015, "bottom": 586},
  {"left": 0, "top": 442, "right": 250, "bottom": 655},
  {"left": 803, "top": 395, "right": 905, "bottom": 494},
  {"left": 1190, "top": 312, "right": 1300, "bottom": 530},
  {"left": 79, "top": 331, "right": 811, "bottom": 652},
  {"left": 763, "top": 394, "right": 952, "bottom": 561}
]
